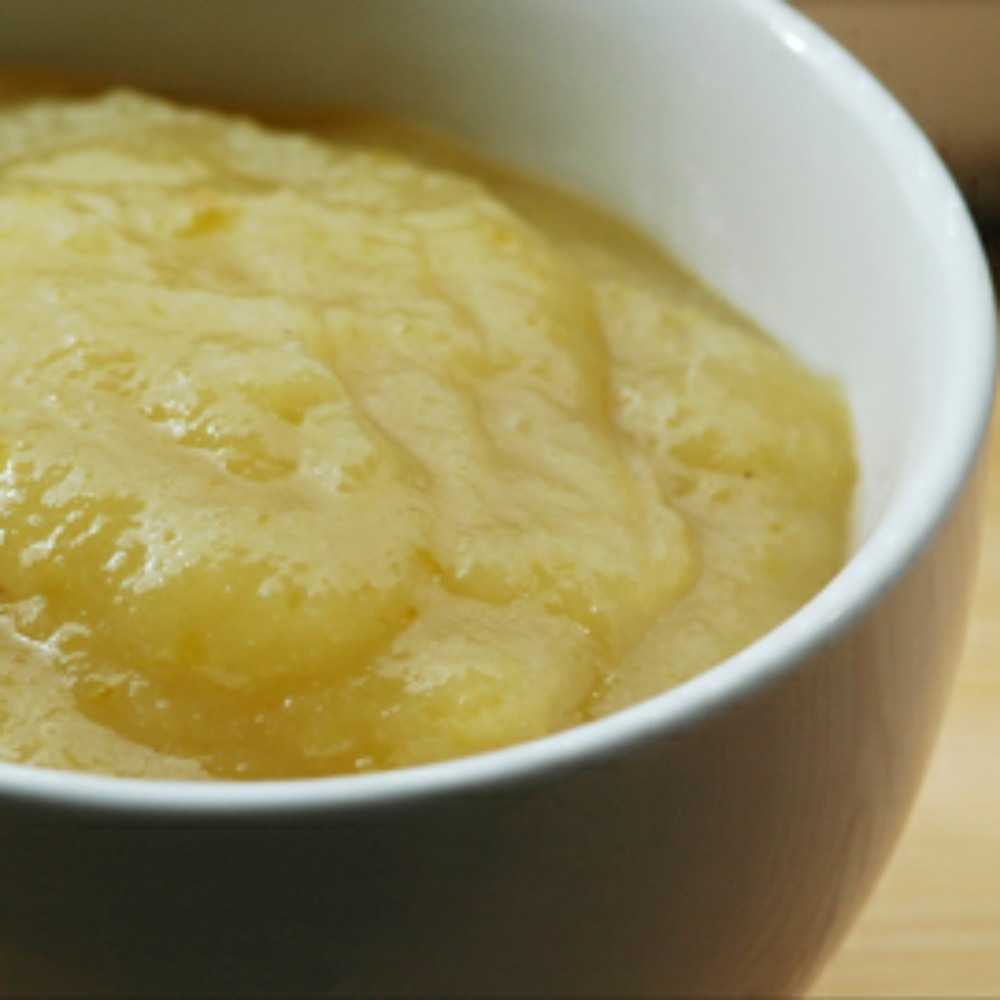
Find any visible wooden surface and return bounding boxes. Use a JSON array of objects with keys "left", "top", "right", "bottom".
[{"left": 812, "top": 271, "right": 1000, "bottom": 997}]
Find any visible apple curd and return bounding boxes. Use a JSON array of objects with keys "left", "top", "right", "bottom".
[{"left": 0, "top": 92, "right": 855, "bottom": 778}]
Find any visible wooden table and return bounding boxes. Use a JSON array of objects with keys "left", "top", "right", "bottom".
[{"left": 812, "top": 269, "right": 1000, "bottom": 996}]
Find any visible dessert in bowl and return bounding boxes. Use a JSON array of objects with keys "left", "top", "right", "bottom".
[
  {"left": 0, "top": 0, "right": 993, "bottom": 996},
  {"left": 0, "top": 89, "right": 854, "bottom": 780}
]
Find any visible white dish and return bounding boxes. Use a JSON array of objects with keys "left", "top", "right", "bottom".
[{"left": 0, "top": 1, "right": 993, "bottom": 995}]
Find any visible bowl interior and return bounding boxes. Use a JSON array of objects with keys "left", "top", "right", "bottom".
[{"left": 0, "top": 0, "right": 993, "bottom": 810}]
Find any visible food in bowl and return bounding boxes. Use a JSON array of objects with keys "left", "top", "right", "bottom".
[{"left": 0, "top": 90, "right": 855, "bottom": 779}]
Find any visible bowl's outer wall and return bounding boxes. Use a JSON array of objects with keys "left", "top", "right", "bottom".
[
  {"left": 0, "top": 463, "right": 986, "bottom": 996},
  {"left": 0, "top": 0, "right": 993, "bottom": 995}
]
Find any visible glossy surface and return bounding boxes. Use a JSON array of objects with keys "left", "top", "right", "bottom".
[
  {"left": 0, "top": 467, "right": 986, "bottom": 995},
  {"left": 0, "top": 92, "right": 851, "bottom": 779},
  {"left": 0, "top": 2, "right": 992, "bottom": 996}
]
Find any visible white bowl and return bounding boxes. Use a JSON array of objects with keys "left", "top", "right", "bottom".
[{"left": 0, "top": 0, "right": 994, "bottom": 995}]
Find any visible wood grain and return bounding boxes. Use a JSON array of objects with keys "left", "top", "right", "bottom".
[{"left": 812, "top": 280, "right": 1000, "bottom": 997}]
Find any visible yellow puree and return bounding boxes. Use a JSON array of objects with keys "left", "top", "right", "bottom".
[{"left": 0, "top": 92, "right": 854, "bottom": 779}]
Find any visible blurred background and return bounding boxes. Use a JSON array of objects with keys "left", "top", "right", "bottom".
[
  {"left": 796, "top": 0, "right": 999, "bottom": 254},
  {"left": 792, "top": 2, "right": 1000, "bottom": 995}
]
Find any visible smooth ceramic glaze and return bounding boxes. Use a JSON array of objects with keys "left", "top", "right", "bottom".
[{"left": 0, "top": 1, "right": 993, "bottom": 995}]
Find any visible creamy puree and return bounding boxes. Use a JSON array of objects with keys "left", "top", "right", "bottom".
[{"left": 0, "top": 92, "right": 854, "bottom": 779}]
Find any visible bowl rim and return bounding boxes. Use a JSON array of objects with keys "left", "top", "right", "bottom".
[{"left": 0, "top": 0, "right": 994, "bottom": 817}]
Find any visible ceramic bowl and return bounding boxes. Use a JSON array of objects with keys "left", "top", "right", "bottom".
[{"left": 0, "top": 0, "right": 994, "bottom": 995}]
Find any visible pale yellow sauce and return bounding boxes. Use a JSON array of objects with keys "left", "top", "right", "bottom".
[{"left": 0, "top": 92, "right": 854, "bottom": 779}]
